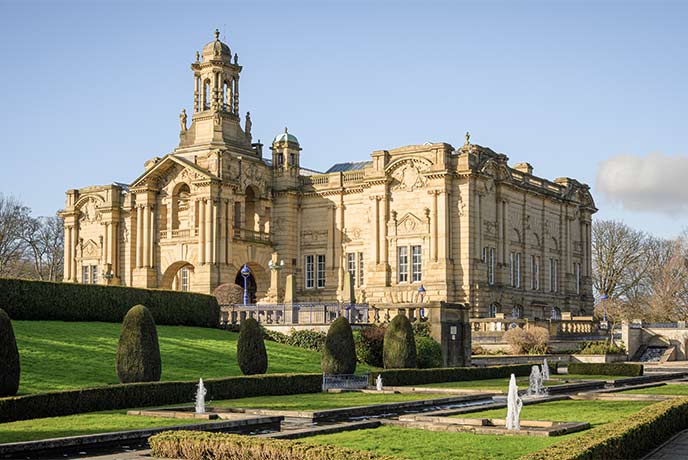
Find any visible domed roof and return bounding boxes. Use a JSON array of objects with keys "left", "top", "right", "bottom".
[
  {"left": 273, "top": 127, "right": 299, "bottom": 144},
  {"left": 201, "top": 29, "right": 232, "bottom": 64}
]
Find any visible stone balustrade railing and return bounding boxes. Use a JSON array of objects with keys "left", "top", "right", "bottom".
[
  {"left": 233, "top": 228, "right": 271, "bottom": 244},
  {"left": 159, "top": 228, "right": 199, "bottom": 240},
  {"left": 471, "top": 317, "right": 603, "bottom": 339}
]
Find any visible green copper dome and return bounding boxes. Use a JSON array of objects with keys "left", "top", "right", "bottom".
[{"left": 273, "top": 127, "right": 299, "bottom": 144}]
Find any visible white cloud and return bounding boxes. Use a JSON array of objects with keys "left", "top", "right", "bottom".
[{"left": 596, "top": 153, "right": 688, "bottom": 215}]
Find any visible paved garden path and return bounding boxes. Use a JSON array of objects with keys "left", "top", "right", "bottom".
[{"left": 645, "top": 429, "right": 688, "bottom": 460}]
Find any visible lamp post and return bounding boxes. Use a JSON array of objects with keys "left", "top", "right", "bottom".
[
  {"left": 600, "top": 293, "right": 609, "bottom": 330},
  {"left": 241, "top": 264, "right": 251, "bottom": 306},
  {"left": 418, "top": 285, "right": 426, "bottom": 319}
]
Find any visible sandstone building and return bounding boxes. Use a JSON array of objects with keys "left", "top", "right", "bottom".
[{"left": 61, "top": 31, "right": 597, "bottom": 319}]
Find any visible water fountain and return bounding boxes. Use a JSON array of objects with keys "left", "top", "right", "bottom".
[
  {"left": 506, "top": 373, "right": 523, "bottom": 430},
  {"left": 376, "top": 374, "right": 383, "bottom": 391},
  {"left": 541, "top": 358, "right": 550, "bottom": 381},
  {"left": 527, "top": 365, "right": 547, "bottom": 397},
  {"left": 195, "top": 378, "right": 207, "bottom": 414}
]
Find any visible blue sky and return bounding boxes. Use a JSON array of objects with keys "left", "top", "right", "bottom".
[{"left": 0, "top": 0, "right": 686, "bottom": 237}]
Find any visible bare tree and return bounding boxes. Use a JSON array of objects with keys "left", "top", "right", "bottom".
[
  {"left": 592, "top": 220, "right": 651, "bottom": 301},
  {"left": 20, "top": 215, "right": 64, "bottom": 281},
  {"left": 0, "top": 194, "right": 31, "bottom": 276},
  {"left": 646, "top": 235, "right": 688, "bottom": 321}
]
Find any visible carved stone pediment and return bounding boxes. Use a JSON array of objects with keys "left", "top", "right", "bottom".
[
  {"left": 77, "top": 197, "right": 103, "bottom": 223},
  {"left": 386, "top": 158, "right": 431, "bottom": 192},
  {"left": 396, "top": 212, "right": 424, "bottom": 235},
  {"left": 82, "top": 239, "right": 100, "bottom": 259}
]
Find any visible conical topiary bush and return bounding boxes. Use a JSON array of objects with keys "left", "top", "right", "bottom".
[
  {"left": 383, "top": 314, "right": 417, "bottom": 369},
  {"left": 0, "top": 308, "right": 20, "bottom": 396},
  {"left": 237, "top": 317, "right": 268, "bottom": 375},
  {"left": 116, "top": 304, "right": 162, "bottom": 383},
  {"left": 321, "top": 316, "right": 356, "bottom": 375}
]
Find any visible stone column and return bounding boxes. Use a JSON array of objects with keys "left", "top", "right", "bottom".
[
  {"left": 431, "top": 190, "right": 439, "bottom": 262},
  {"left": 233, "top": 77, "right": 239, "bottom": 114},
  {"left": 381, "top": 193, "right": 388, "bottom": 266},
  {"left": 64, "top": 225, "right": 71, "bottom": 281},
  {"left": 205, "top": 199, "right": 212, "bottom": 265},
  {"left": 148, "top": 205, "right": 155, "bottom": 268},
  {"left": 71, "top": 224, "right": 78, "bottom": 281},
  {"left": 373, "top": 196, "right": 380, "bottom": 264},
  {"left": 136, "top": 206, "right": 143, "bottom": 268},
  {"left": 111, "top": 221, "right": 118, "bottom": 277},
  {"left": 198, "top": 199, "right": 206, "bottom": 265},
  {"left": 103, "top": 223, "right": 109, "bottom": 265},
  {"left": 142, "top": 205, "right": 150, "bottom": 267}
]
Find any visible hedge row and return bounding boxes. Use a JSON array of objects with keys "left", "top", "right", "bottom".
[
  {"left": 0, "top": 278, "right": 219, "bottom": 327},
  {"left": 568, "top": 362, "right": 643, "bottom": 377},
  {"left": 521, "top": 397, "right": 688, "bottom": 460},
  {"left": 370, "top": 364, "right": 540, "bottom": 386},
  {"left": 0, "top": 373, "right": 321, "bottom": 424},
  {"left": 149, "top": 430, "right": 393, "bottom": 460}
]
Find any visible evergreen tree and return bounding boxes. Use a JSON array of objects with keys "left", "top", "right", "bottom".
[
  {"left": 116, "top": 305, "right": 162, "bottom": 383},
  {"left": 237, "top": 318, "right": 268, "bottom": 375},
  {"left": 321, "top": 316, "right": 356, "bottom": 374},
  {"left": 383, "top": 314, "right": 417, "bottom": 368},
  {"left": 0, "top": 308, "right": 20, "bottom": 396}
]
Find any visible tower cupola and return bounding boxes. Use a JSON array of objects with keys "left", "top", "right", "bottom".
[{"left": 271, "top": 127, "right": 301, "bottom": 176}]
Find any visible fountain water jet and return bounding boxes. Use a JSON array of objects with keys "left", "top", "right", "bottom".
[
  {"left": 376, "top": 374, "right": 383, "bottom": 391},
  {"left": 506, "top": 373, "right": 523, "bottom": 430},
  {"left": 195, "top": 378, "right": 207, "bottom": 414},
  {"left": 527, "top": 365, "right": 547, "bottom": 397},
  {"left": 541, "top": 359, "right": 550, "bottom": 381}
]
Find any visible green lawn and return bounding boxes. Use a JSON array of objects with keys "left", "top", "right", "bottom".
[
  {"left": 13, "top": 321, "right": 325, "bottom": 394},
  {"left": 458, "top": 399, "right": 652, "bottom": 427},
  {"left": 0, "top": 410, "right": 210, "bottom": 444},
  {"left": 419, "top": 375, "right": 624, "bottom": 392},
  {"left": 212, "top": 391, "right": 454, "bottom": 411},
  {"left": 305, "top": 400, "right": 655, "bottom": 459},
  {"left": 304, "top": 425, "right": 559, "bottom": 460},
  {"left": 620, "top": 384, "right": 688, "bottom": 396}
]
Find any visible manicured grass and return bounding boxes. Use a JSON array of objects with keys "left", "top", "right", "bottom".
[
  {"left": 419, "top": 374, "right": 624, "bottom": 392},
  {"left": 0, "top": 410, "right": 209, "bottom": 444},
  {"left": 621, "top": 384, "right": 688, "bottom": 396},
  {"left": 13, "top": 321, "right": 325, "bottom": 394},
  {"left": 459, "top": 399, "right": 653, "bottom": 427},
  {"left": 305, "top": 400, "right": 655, "bottom": 459},
  {"left": 212, "top": 391, "right": 453, "bottom": 411},
  {"left": 304, "top": 425, "right": 559, "bottom": 460}
]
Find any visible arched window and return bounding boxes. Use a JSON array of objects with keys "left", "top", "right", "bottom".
[
  {"left": 203, "top": 79, "right": 211, "bottom": 110},
  {"left": 551, "top": 307, "right": 562, "bottom": 320},
  {"left": 512, "top": 305, "right": 523, "bottom": 319},
  {"left": 172, "top": 183, "right": 191, "bottom": 230}
]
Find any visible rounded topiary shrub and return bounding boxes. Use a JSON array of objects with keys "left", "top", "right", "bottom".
[
  {"left": 383, "top": 314, "right": 417, "bottom": 369},
  {"left": 416, "top": 336, "right": 442, "bottom": 369},
  {"left": 0, "top": 308, "right": 20, "bottom": 396},
  {"left": 237, "top": 318, "right": 268, "bottom": 375},
  {"left": 322, "top": 317, "right": 356, "bottom": 374},
  {"left": 116, "top": 304, "right": 162, "bottom": 383}
]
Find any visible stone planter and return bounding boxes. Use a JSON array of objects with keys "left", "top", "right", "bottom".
[{"left": 571, "top": 353, "right": 627, "bottom": 364}]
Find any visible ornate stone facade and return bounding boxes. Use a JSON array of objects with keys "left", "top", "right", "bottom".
[{"left": 61, "top": 32, "right": 596, "bottom": 319}]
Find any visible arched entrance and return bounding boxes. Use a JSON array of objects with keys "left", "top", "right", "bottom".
[
  {"left": 235, "top": 266, "right": 257, "bottom": 304},
  {"left": 161, "top": 261, "right": 195, "bottom": 291}
]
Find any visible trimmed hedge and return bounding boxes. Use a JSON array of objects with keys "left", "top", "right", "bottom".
[
  {"left": 0, "top": 308, "right": 20, "bottom": 396},
  {"left": 370, "top": 364, "right": 536, "bottom": 387},
  {"left": 0, "top": 373, "right": 321, "bottom": 424},
  {"left": 568, "top": 362, "right": 643, "bottom": 377},
  {"left": 149, "top": 430, "right": 393, "bottom": 460},
  {"left": 321, "top": 317, "right": 356, "bottom": 375},
  {"left": 521, "top": 397, "right": 688, "bottom": 460},
  {"left": 0, "top": 278, "right": 219, "bottom": 327},
  {"left": 237, "top": 318, "right": 268, "bottom": 375},
  {"left": 116, "top": 305, "right": 162, "bottom": 383},
  {"left": 415, "top": 336, "right": 442, "bottom": 369},
  {"left": 383, "top": 314, "right": 416, "bottom": 369}
]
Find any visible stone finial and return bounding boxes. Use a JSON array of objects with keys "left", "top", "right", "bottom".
[
  {"left": 179, "top": 109, "right": 187, "bottom": 132},
  {"left": 214, "top": 29, "right": 220, "bottom": 40},
  {"left": 284, "top": 126, "right": 288, "bottom": 134},
  {"left": 195, "top": 51, "right": 200, "bottom": 62},
  {"left": 234, "top": 53, "right": 238, "bottom": 64},
  {"left": 465, "top": 131, "right": 471, "bottom": 146},
  {"left": 245, "top": 111, "right": 252, "bottom": 141}
]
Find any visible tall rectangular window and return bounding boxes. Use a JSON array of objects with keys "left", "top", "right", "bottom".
[
  {"left": 82, "top": 266, "right": 90, "bottom": 284},
  {"left": 181, "top": 267, "right": 189, "bottom": 291},
  {"left": 91, "top": 265, "right": 98, "bottom": 285},
  {"left": 575, "top": 262, "right": 581, "bottom": 295},
  {"left": 488, "top": 247, "right": 495, "bottom": 285},
  {"left": 412, "top": 245, "right": 422, "bottom": 282},
  {"left": 347, "top": 253, "right": 356, "bottom": 284},
  {"left": 316, "top": 254, "right": 326, "bottom": 288},
  {"left": 305, "top": 255, "right": 314, "bottom": 289},
  {"left": 531, "top": 255, "right": 540, "bottom": 290},
  {"left": 358, "top": 252, "right": 364, "bottom": 286},
  {"left": 398, "top": 246, "right": 409, "bottom": 282},
  {"left": 549, "top": 258, "right": 558, "bottom": 292},
  {"left": 515, "top": 252, "right": 521, "bottom": 288},
  {"left": 509, "top": 252, "right": 515, "bottom": 287}
]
